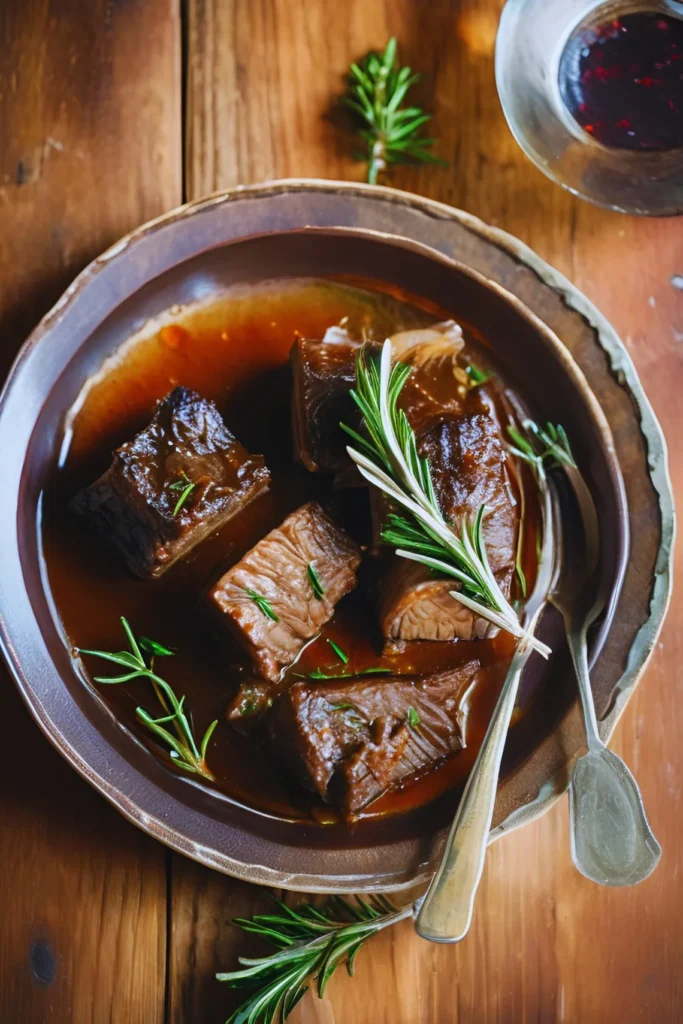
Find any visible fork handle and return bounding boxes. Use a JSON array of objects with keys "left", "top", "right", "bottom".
[{"left": 415, "top": 643, "right": 531, "bottom": 943}]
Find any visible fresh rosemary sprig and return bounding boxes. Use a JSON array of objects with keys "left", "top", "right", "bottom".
[
  {"left": 340, "top": 341, "right": 550, "bottom": 657},
  {"left": 307, "top": 563, "right": 324, "bottom": 600},
  {"left": 217, "top": 894, "right": 412, "bottom": 1024},
  {"left": 77, "top": 617, "right": 218, "bottom": 779},
  {"left": 169, "top": 471, "right": 196, "bottom": 517},
  {"left": 343, "top": 37, "right": 444, "bottom": 185},
  {"left": 507, "top": 420, "right": 577, "bottom": 482},
  {"left": 246, "top": 589, "right": 280, "bottom": 623}
]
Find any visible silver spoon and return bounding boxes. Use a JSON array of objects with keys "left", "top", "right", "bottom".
[
  {"left": 548, "top": 467, "right": 661, "bottom": 886},
  {"left": 415, "top": 484, "right": 557, "bottom": 943}
]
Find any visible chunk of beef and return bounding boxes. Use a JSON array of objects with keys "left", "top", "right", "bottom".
[
  {"left": 72, "top": 387, "right": 270, "bottom": 578},
  {"left": 210, "top": 502, "right": 362, "bottom": 683},
  {"left": 291, "top": 322, "right": 470, "bottom": 475},
  {"left": 378, "top": 405, "right": 518, "bottom": 641},
  {"left": 391, "top": 320, "right": 469, "bottom": 433},
  {"left": 290, "top": 326, "right": 362, "bottom": 474},
  {"left": 268, "top": 662, "right": 480, "bottom": 814}
]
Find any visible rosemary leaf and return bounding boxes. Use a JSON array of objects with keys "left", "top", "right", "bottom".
[
  {"left": 305, "top": 667, "right": 391, "bottom": 681},
  {"left": 406, "top": 706, "right": 420, "bottom": 728},
  {"left": 327, "top": 639, "right": 349, "bottom": 664},
  {"left": 169, "top": 471, "right": 196, "bottom": 517},
  {"left": 246, "top": 589, "right": 280, "bottom": 623},
  {"left": 465, "top": 363, "right": 491, "bottom": 386},
  {"left": 515, "top": 563, "right": 528, "bottom": 599},
  {"left": 139, "top": 636, "right": 175, "bottom": 658},
  {"left": 307, "top": 563, "right": 325, "bottom": 600}
]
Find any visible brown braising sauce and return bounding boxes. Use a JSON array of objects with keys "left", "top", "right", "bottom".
[{"left": 41, "top": 279, "right": 540, "bottom": 826}]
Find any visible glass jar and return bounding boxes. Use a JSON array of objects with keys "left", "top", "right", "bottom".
[{"left": 495, "top": 0, "right": 683, "bottom": 214}]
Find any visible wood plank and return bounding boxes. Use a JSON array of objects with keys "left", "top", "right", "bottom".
[
  {"left": 176, "top": 2, "right": 683, "bottom": 1021},
  {"left": 0, "top": 2, "right": 181, "bottom": 1021}
]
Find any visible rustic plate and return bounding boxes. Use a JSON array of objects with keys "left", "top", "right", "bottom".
[{"left": 0, "top": 181, "right": 672, "bottom": 892}]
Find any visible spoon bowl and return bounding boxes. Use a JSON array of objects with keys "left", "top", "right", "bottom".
[
  {"left": 570, "top": 745, "right": 662, "bottom": 886},
  {"left": 548, "top": 470, "right": 661, "bottom": 886}
]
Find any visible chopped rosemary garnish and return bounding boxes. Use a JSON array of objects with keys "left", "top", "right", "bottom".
[
  {"left": 327, "top": 639, "right": 349, "bottom": 664},
  {"left": 169, "top": 471, "right": 196, "bottom": 517},
  {"left": 341, "top": 341, "right": 550, "bottom": 657},
  {"left": 307, "top": 563, "right": 325, "bottom": 600},
  {"left": 77, "top": 617, "right": 217, "bottom": 779},
  {"left": 406, "top": 706, "right": 420, "bottom": 729},
  {"left": 343, "top": 37, "right": 445, "bottom": 185},
  {"left": 329, "top": 702, "right": 354, "bottom": 711},
  {"left": 246, "top": 589, "right": 280, "bottom": 623},
  {"left": 302, "top": 667, "right": 391, "bottom": 681},
  {"left": 217, "top": 894, "right": 411, "bottom": 1023},
  {"left": 465, "top": 363, "right": 491, "bottom": 386}
]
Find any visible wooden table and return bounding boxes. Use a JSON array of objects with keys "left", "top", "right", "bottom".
[{"left": 1, "top": 3, "right": 681, "bottom": 1021}]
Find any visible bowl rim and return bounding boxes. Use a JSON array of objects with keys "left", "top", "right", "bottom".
[{"left": 0, "top": 179, "right": 672, "bottom": 892}]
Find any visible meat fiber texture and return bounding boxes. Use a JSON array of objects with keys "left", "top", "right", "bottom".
[
  {"left": 268, "top": 662, "right": 480, "bottom": 814},
  {"left": 72, "top": 387, "right": 270, "bottom": 578},
  {"left": 209, "top": 501, "right": 362, "bottom": 683}
]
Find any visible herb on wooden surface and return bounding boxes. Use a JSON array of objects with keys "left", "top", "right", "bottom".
[
  {"left": 169, "top": 471, "right": 196, "bottom": 516},
  {"left": 343, "top": 37, "right": 445, "bottom": 185},
  {"left": 326, "top": 639, "right": 349, "bottom": 664},
  {"left": 307, "top": 563, "right": 325, "bottom": 600},
  {"left": 217, "top": 894, "right": 412, "bottom": 1024},
  {"left": 340, "top": 341, "right": 551, "bottom": 657},
  {"left": 77, "top": 617, "right": 217, "bottom": 779},
  {"left": 246, "top": 589, "right": 280, "bottom": 623}
]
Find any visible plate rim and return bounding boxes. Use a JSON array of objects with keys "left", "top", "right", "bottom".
[{"left": 0, "top": 179, "right": 673, "bottom": 889}]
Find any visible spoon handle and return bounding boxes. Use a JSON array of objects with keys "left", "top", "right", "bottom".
[
  {"left": 565, "top": 624, "right": 602, "bottom": 751},
  {"left": 415, "top": 643, "right": 530, "bottom": 943}
]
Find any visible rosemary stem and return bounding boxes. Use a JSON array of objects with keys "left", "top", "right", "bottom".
[{"left": 368, "top": 139, "right": 386, "bottom": 184}]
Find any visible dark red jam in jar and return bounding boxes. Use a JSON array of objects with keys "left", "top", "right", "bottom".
[{"left": 558, "top": 11, "right": 683, "bottom": 151}]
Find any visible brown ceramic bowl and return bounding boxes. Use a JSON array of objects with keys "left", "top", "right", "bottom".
[{"left": 0, "top": 182, "right": 669, "bottom": 893}]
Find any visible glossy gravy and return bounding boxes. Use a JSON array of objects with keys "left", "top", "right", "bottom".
[{"left": 41, "top": 278, "right": 539, "bottom": 825}]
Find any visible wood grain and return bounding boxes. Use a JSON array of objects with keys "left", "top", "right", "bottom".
[
  {"left": 1, "top": 0, "right": 681, "bottom": 1021},
  {"left": 179, "top": 2, "right": 683, "bottom": 1022},
  {"left": 0, "top": 2, "right": 181, "bottom": 1021}
]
